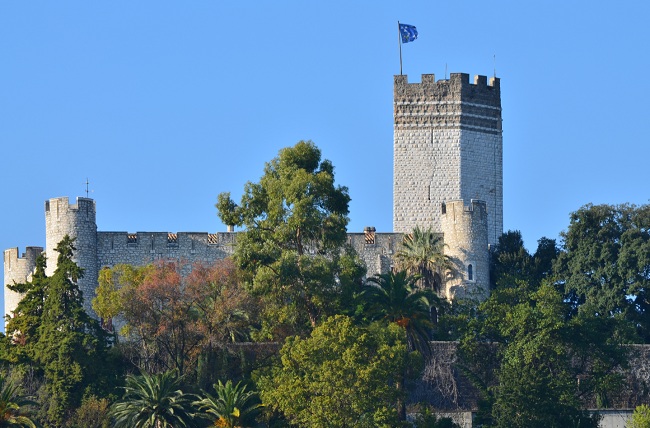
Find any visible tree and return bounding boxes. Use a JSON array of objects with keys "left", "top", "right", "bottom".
[
  {"left": 94, "top": 259, "right": 256, "bottom": 380},
  {"left": 67, "top": 395, "right": 111, "bottom": 428},
  {"left": 555, "top": 203, "right": 650, "bottom": 341},
  {"left": 629, "top": 404, "right": 650, "bottom": 428},
  {"left": 490, "top": 231, "right": 559, "bottom": 290},
  {"left": 5, "top": 254, "right": 48, "bottom": 365},
  {"left": 125, "top": 261, "right": 205, "bottom": 376},
  {"left": 257, "top": 315, "right": 406, "bottom": 428},
  {"left": 362, "top": 271, "right": 439, "bottom": 420},
  {"left": 4, "top": 236, "right": 114, "bottom": 426},
  {"left": 185, "top": 259, "right": 256, "bottom": 345},
  {"left": 395, "top": 226, "right": 450, "bottom": 294},
  {"left": 110, "top": 370, "right": 196, "bottom": 428},
  {"left": 459, "top": 282, "right": 626, "bottom": 428},
  {"left": 0, "top": 373, "right": 39, "bottom": 428},
  {"left": 216, "top": 141, "right": 364, "bottom": 337},
  {"left": 194, "top": 380, "right": 261, "bottom": 428}
]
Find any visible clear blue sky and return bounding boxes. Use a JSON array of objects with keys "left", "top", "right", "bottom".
[{"left": 2, "top": 2, "right": 649, "bottom": 297}]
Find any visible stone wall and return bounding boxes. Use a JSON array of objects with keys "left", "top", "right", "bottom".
[
  {"left": 3, "top": 246, "right": 43, "bottom": 317},
  {"left": 3, "top": 205, "right": 406, "bottom": 319},
  {"left": 96, "top": 232, "right": 235, "bottom": 270},
  {"left": 347, "top": 230, "right": 403, "bottom": 276},
  {"left": 393, "top": 73, "right": 502, "bottom": 246}
]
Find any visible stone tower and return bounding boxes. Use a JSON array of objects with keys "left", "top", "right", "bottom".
[
  {"left": 393, "top": 73, "right": 503, "bottom": 246},
  {"left": 45, "top": 197, "right": 98, "bottom": 315},
  {"left": 441, "top": 200, "right": 489, "bottom": 300},
  {"left": 3, "top": 246, "right": 44, "bottom": 318}
]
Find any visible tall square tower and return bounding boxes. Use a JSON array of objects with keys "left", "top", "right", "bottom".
[{"left": 393, "top": 73, "right": 503, "bottom": 246}]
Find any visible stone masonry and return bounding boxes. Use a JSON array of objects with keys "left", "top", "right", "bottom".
[
  {"left": 393, "top": 73, "right": 503, "bottom": 246},
  {"left": 4, "top": 71, "right": 502, "bottom": 318}
]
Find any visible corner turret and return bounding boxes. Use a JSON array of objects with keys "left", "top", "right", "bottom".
[
  {"left": 3, "top": 246, "right": 44, "bottom": 319},
  {"left": 441, "top": 200, "right": 489, "bottom": 300},
  {"left": 45, "top": 197, "right": 98, "bottom": 315}
]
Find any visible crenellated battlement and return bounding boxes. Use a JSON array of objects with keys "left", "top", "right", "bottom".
[
  {"left": 45, "top": 196, "right": 96, "bottom": 221},
  {"left": 3, "top": 247, "right": 43, "bottom": 274},
  {"left": 394, "top": 72, "right": 500, "bottom": 95},
  {"left": 3, "top": 246, "right": 44, "bottom": 318},
  {"left": 443, "top": 199, "right": 488, "bottom": 216}
]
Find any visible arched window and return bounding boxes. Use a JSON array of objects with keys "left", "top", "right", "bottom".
[{"left": 467, "top": 264, "right": 474, "bottom": 281}]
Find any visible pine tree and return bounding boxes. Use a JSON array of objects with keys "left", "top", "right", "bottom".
[{"left": 31, "top": 236, "right": 111, "bottom": 426}]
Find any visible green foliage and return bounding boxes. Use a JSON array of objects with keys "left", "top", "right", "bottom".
[
  {"left": 395, "top": 226, "right": 450, "bottom": 293},
  {"left": 257, "top": 315, "right": 407, "bottom": 427},
  {"left": 5, "top": 236, "right": 114, "bottom": 426},
  {"left": 110, "top": 370, "right": 196, "bottom": 428},
  {"left": 5, "top": 254, "right": 48, "bottom": 365},
  {"left": 216, "top": 141, "right": 364, "bottom": 337},
  {"left": 490, "top": 230, "right": 559, "bottom": 289},
  {"left": 66, "top": 395, "right": 111, "bottom": 428},
  {"left": 33, "top": 236, "right": 111, "bottom": 425},
  {"left": 0, "top": 372, "right": 40, "bottom": 428},
  {"left": 555, "top": 203, "right": 650, "bottom": 341},
  {"left": 460, "top": 282, "right": 625, "bottom": 428},
  {"left": 363, "top": 270, "right": 438, "bottom": 355},
  {"left": 629, "top": 404, "right": 650, "bottom": 428},
  {"left": 92, "top": 267, "right": 123, "bottom": 331},
  {"left": 194, "top": 380, "right": 261, "bottom": 428},
  {"left": 413, "top": 408, "right": 460, "bottom": 428}
]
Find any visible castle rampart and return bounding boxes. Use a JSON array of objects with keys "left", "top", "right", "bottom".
[
  {"left": 96, "top": 231, "right": 236, "bottom": 273},
  {"left": 5, "top": 70, "right": 500, "bottom": 320},
  {"left": 4, "top": 208, "right": 404, "bottom": 320}
]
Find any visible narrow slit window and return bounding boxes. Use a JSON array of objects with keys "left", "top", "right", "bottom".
[{"left": 468, "top": 264, "right": 473, "bottom": 281}]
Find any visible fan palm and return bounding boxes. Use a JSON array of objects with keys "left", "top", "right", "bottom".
[
  {"left": 110, "top": 370, "right": 196, "bottom": 428},
  {"left": 363, "top": 270, "right": 440, "bottom": 421},
  {"left": 364, "top": 270, "right": 438, "bottom": 354},
  {"left": 194, "top": 380, "right": 261, "bottom": 428},
  {"left": 395, "top": 226, "right": 451, "bottom": 294},
  {"left": 0, "top": 374, "right": 39, "bottom": 428}
]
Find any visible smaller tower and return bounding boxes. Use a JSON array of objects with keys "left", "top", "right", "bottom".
[
  {"left": 441, "top": 200, "right": 489, "bottom": 300},
  {"left": 45, "top": 197, "right": 98, "bottom": 315},
  {"left": 3, "top": 246, "right": 44, "bottom": 319}
]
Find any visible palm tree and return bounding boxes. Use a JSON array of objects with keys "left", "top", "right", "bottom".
[
  {"left": 0, "top": 374, "right": 39, "bottom": 428},
  {"left": 364, "top": 270, "right": 438, "bottom": 354},
  {"left": 110, "top": 370, "right": 196, "bottom": 428},
  {"left": 363, "top": 270, "right": 440, "bottom": 421},
  {"left": 395, "top": 226, "right": 451, "bottom": 294},
  {"left": 194, "top": 380, "right": 261, "bottom": 428}
]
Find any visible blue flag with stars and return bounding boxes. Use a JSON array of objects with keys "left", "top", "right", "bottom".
[{"left": 399, "top": 23, "right": 418, "bottom": 43}]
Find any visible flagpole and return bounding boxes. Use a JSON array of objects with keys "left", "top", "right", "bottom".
[{"left": 398, "top": 21, "right": 403, "bottom": 75}]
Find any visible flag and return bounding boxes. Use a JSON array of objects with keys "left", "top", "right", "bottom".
[{"left": 399, "top": 23, "right": 418, "bottom": 43}]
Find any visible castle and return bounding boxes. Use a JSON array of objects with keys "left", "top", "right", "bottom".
[{"left": 3, "top": 72, "right": 502, "bottom": 319}]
